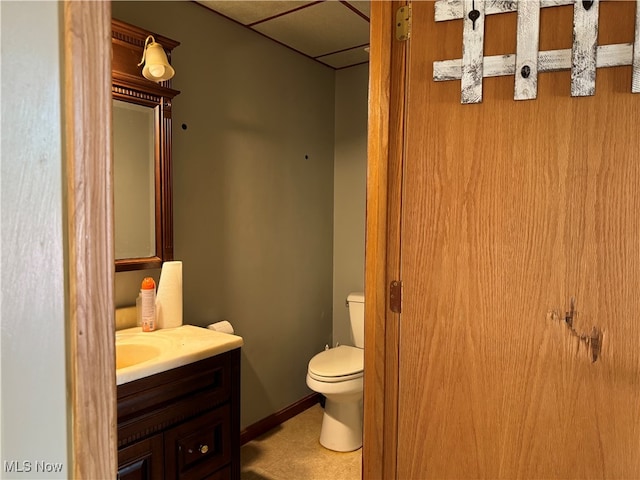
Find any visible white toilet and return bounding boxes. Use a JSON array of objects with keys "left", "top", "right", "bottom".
[{"left": 306, "top": 292, "right": 364, "bottom": 452}]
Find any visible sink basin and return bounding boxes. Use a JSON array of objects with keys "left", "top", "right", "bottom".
[
  {"left": 115, "top": 343, "right": 161, "bottom": 369},
  {"left": 115, "top": 325, "right": 244, "bottom": 385}
]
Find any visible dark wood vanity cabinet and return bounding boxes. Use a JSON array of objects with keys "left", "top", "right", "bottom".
[{"left": 117, "top": 349, "right": 241, "bottom": 480}]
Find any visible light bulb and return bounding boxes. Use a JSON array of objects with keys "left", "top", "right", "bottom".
[{"left": 149, "top": 65, "right": 166, "bottom": 78}]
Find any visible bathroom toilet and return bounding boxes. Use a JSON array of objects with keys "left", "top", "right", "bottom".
[{"left": 306, "top": 292, "right": 364, "bottom": 452}]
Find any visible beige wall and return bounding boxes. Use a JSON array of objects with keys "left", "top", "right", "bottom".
[
  {"left": 112, "top": 1, "right": 336, "bottom": 428},
  {"left": 333, "top": 64, "right": 369, "bottom": 346},
  {"left": 1, "top": 1, "right": 68, "bottom": 477}
]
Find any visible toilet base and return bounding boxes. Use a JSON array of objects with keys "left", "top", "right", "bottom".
[{"left": 319, "top": 393, "right": 363, "bottom": 452}]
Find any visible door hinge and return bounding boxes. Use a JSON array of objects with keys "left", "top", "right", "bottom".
[
  {"left": 395, "top": 5, "right": 412, "bottom": 42},
  {"left": 390, "top": 280, "right": 402, "bottom": 313}
]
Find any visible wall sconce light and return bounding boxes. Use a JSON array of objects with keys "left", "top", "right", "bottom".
[{"left": 138, "top": 35, "right": 175, "bottom": 82}]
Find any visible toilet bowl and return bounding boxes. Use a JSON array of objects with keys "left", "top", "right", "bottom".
[
  {"left": 306, "top": 345, "right": 363, "bottom": 452},
  {"left": 306, "top": 292, "right": 365, "bottom": 452}
]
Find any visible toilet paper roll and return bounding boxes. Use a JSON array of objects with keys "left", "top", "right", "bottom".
[
  {"left": 207, "top": 321, "right": 234, "bottom": 335},
  {"left": 156, "top": 261, "right": 183, "bottom": 329}
]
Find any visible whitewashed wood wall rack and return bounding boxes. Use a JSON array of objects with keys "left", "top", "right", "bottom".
[{"left": 432, "top": 0, "right": 640, "bottom": 103}]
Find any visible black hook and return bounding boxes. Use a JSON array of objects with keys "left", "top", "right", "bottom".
[{"left": 468, "top": 0, "right": 480, "bottom": 30}]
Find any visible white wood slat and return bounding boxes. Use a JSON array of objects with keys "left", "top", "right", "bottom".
[
  {"left": 434, "top": 43, "right": 633, "bottom": 81},
  {"left": 514, "top": 0, "right": 541, "bottom": 100},
  {"left": 571, "top": 0, "right": 600, "bottom": 96},
  {"left": 596, "top": 43, "right": 633, "bottom": 68},
  {"left": 461, "top": 0, "right": 485, "bottom": 103},
  {"left": 633, "top": 0, "right": 640, "bottom": 93},
  {"left": 435, "top": 0, "right": 573, "bottom": 22},
  {"left": 434, "top": 55, "right": 514, "bottom": 81}
]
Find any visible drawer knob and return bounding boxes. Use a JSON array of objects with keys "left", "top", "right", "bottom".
[{"left": 188, "top": 444, "right": 209, "bottom": 454}]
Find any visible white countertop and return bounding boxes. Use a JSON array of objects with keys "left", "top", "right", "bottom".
[{"left": 115, "top": 325, "right": 243, "bottom": 385}]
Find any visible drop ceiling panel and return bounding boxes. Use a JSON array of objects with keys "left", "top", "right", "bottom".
[
  {"left": 197, "top": 1, "right": 314, "bottom": 26},
  {"left": 252, "top": 1, "right": 370, "bottom": 58},
  {"left": 348, "top": 1, "right": 371, "bottom": 18},
  {"left": 317, "top": 46, "right": 369, "bottom": 69},
  {"left": 195, "top": 0, "right": 370, "bottom": 69}
]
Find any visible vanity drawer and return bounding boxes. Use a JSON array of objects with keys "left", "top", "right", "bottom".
[
  {"left": 118, "top": 353, "right": 231, "bottom": 422},
  {"left": 165, "top": 405, "right": 231, "bottom": 480}
]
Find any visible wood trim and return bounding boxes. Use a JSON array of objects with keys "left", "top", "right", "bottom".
[
  {"left": 364, "top": 1, "right": 406, "bottom": 479},
  {"left": 112, "top": 72, "right": 181, "bottom": 100},
  {"left": 240, "top": 393, "right": 321, "bottom": 445},
  {"left": 115, "top": 255, "right": 164, "bottom": 272},
  {"left": 161, "top": 98, "right": 175, "bottom": 262},
  {"left": 63, "top": 1, "right": 116, "bottom": 478},
  {"left": 364, "top": 1, "right": 392, "bottom": 478},
  {"left": 230, "top": 349, "right": 241, "bottom": 480},
  {"left": 383, "top": 2, "right": 408, "bottom": 478},
  {"left": 112, "top": 18, "right": 180, "bottom": 51}
]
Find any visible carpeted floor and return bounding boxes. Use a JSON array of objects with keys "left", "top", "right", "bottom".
[{"left": 241, "top": 404, "right": 362, "bottom": 480}]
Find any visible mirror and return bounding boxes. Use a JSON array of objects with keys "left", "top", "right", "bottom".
[
  {"left": 113, "top": 100, "right": 156, "bottom": 260},
  {"left": 112, "top": 19, "right": 180, "bottom": 271}
]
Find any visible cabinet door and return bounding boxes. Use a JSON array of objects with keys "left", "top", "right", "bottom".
[
  {"left": 165, "top": 405, "right": 231, "bottom": 480},
  {"left": 118, "top": 433, "right": 164, "bottom": 480}
]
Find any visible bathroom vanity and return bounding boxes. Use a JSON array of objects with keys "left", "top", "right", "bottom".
[
  {"left": 117, "top": 349, "right": 240, "bottom": 479},
  {"left": 115, "top": 326, "right": 242, "bottom": 480}
]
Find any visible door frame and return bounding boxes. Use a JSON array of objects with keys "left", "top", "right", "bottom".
[
  {"left": 63, "top": 1, "right": 116, "bottom": 478},
  {"left": 66, "top": 1, "right": 403, "bottom": 478},
  {"left": 364, "top": 1, "right": 405, "bottom": 478}
]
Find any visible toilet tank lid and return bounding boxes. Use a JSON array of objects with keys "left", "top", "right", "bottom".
[{"left": 347, "top": 292, "right": 364, "bottom": 304}]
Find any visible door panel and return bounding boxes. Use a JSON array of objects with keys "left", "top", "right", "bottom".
[
  {"left": 117, "top": 434, "right": 163, "bottom": 480},
  {"left": 398, "top": 3, "right": 640, "bottom": 478}
]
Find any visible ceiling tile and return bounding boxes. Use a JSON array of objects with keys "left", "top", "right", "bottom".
[
  {"left": 197, "top": 1, "right": 314, "bottom": 26},
  {"left": 317, "top": 45, "right": 369, "bottom": 69},
  {"left": 253, "top": 1, "right": 370, "bottom": 58},
  {"left": 346, "top": 1, "right": 370, "bottom": 18}
]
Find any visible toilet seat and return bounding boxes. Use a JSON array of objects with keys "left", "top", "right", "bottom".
[{"left": 308, "top": 345, "right": 363, "bottom": 383}]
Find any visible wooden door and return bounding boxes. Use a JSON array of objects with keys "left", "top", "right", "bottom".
[{"left": 396, "top": 2, "right": 640, "bottom": 478}]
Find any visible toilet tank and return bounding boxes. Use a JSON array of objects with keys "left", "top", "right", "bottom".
[{"left": 347, "top": 292, "right": 365, "bottom": 348}]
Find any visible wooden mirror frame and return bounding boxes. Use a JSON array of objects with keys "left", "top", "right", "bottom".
[{"left": 112, "top": 19, "right": 180, "bottom": 271}]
